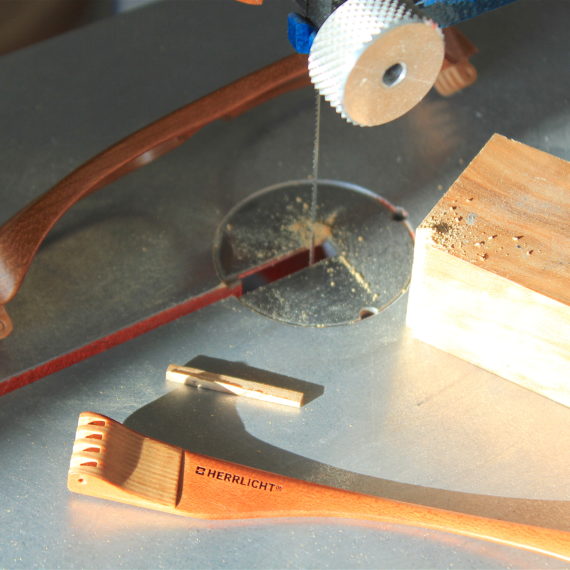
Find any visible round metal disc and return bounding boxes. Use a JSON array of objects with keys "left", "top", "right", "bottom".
[
  {"left": 344, "top": 22, "right": 445, "bottom": 126},
  {"left": 308, "top": 0, "right": 444, "bottom": 127},
  {"left": 213, "top": 180, "right": 414, "bottom": 326}
]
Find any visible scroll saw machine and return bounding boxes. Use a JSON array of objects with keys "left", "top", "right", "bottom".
[
  {"left": 1, "top": 0, "right": 569, "bottom": 568},
  {"left": 1, "top": 0, "right": 518, "bottom": 391}
]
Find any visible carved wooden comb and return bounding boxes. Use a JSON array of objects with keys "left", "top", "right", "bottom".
[{"left": 68, "top": 412, "right": 570, "bottom": 562}]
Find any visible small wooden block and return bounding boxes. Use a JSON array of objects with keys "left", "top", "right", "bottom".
[
  {"left": 407, "top": 134, "right": 570, "bottom": 407},
  {"left": 166, "top": 364, "right": 304, "bottom": 408}
]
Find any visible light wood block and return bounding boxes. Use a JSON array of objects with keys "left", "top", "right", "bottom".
[
  {"left": 407, "top": 134, "right": 570, "bottom": 407},
  {"left": 165, "top": 364, "right": 305, "bottom": 407}
]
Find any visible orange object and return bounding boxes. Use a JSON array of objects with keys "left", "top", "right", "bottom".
[
  {"left": 68, "top": 412, "right": 570, "bottom": 562},
  {"left": 234, "top": 0, "right": 265, "bottom": 4},
  {"left": 435, "top": 27, "right": 478, "bottom": 96}
]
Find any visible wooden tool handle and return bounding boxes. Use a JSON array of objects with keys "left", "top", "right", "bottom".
[
  {"left": 181, "top": 455, "right": 570, "bottom": 560},
  {"left": 68, "top": 412, "right": 570, "bottom": 562},
  {"left": 0, "top": 54, "right": 309, "bottom": 338}
]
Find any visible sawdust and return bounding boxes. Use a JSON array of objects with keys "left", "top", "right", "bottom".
[
  {"left": 338, "top": 254, "right": 374, "bottom": 296},
  {"left": 324, "top": 209, "right": 340, "bottom": 227},
  {"left": 285, "top": 206, "right": 340, "bottom": 250},
  {"left": 421, "top": 196, "right": 540, "bottom": 265},
  {"left": 287, "top": 219, "right": 332, "bottom": 249},
  {"left": 421, "top": 197, "right": 484, "bottom": 262}
]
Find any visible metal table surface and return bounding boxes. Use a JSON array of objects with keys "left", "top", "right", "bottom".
[{"left": 1, "top": 0, "right": 569, "bottom": 568}]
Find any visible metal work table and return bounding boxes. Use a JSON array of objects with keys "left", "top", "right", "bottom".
[{"left": 1, "top": 0, "right": 569, "bottom": 567}]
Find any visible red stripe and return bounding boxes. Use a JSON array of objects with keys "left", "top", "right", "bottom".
[{"left": 0, "top": 283, "right": 241, "bottom": 397}]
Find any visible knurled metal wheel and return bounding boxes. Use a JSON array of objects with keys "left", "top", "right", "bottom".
[{"left": 309, "top": 0, "right": 445, "bottom": 126}]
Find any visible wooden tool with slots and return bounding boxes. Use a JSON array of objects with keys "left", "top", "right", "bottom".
[{"left": 68, "top": 412, "right": 570, "bottom": 561}]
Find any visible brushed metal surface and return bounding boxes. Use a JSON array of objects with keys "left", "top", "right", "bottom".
[
  {"left": 0, "top": 0, "right": 569, "bottom": 568},
  {"left": 0, "top": 0, "right": 302, "bottom": 385},
  {"left": 214, "top": 179, "right": 414, "bottom": 325}
]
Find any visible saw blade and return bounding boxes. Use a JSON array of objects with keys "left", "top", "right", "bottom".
[{"left": 309, "top": 90, "right": 322, "bottom": 265}]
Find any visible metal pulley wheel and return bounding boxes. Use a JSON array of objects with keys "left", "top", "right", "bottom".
[{"left": 309, "top": 0, "right": 445, "bottom": 126}]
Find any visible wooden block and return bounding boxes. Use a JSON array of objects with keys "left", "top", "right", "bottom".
[
  {"left": 407, "top": 134, "right": 570, "bottom": 407},
  {"left": 166, "top": 364, "right": 305, "bottom": 407}
]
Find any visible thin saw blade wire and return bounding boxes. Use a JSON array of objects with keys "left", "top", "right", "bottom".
[{"left": 309, "top": 91, "right": 321, "bottom": 265}]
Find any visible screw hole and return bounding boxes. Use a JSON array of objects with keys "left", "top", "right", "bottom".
[
  {"left": 392, "top": 207, "right": 408, "bottom": 222},
  {"left": 85, "top": 433, "right": 103, "bottom": 439},
  {"left": 88, "top": 420, "right": 105, "bottom": 426},
  {"left": 359, "top": 307, "right": 379, "bottom": 320},
  {"left": 77, "top": 478, "right": 86, "bottom": 484},
  {"left": 382, "top": 63, "right": 406, "bottom": 88}
]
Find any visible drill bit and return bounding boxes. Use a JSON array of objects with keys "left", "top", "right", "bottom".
[{"left": 309, "top": 91, "right": 321, "bottom": 265}]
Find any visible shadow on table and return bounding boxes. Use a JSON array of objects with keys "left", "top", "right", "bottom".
[{"left": 124, "top": 356, "right": 569, "bottom": 532}]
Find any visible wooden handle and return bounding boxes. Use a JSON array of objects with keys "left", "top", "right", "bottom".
[
  {"left": 68, "top": 412, "right": 570, "bottom": 562},
  {"left": 0, "top": 54, "right": 309, "bottom": 338}
]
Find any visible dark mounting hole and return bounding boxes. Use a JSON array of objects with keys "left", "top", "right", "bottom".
[
  {"left": 359, "top": 307, "right": 379, "bottom": 320},
  {"left": 392, "top": 207, "right": 408, "bottom": 222},
  {"left": 383, "top": 63, "right": 406, "bottom": 87},
  {"left": 88, "top": 420, "right": 105, "bottom": 426}
]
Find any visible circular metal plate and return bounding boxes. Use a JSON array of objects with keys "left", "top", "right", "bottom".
[
  {"left": 213, "top": 180, "right": 414, "bottom": 326},
  {"left": 344, "top": 22, "right": 444, "bottom": 126},
  {"left": 308, "top": 0, "right": 444, "bottom": 126}
]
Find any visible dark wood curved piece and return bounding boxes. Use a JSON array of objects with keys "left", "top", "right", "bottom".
[{"left": 0, "top": 53, "right": 310, "bottom": 339}]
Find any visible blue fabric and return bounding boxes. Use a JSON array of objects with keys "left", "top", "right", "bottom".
[
  {"left": 417, "top": 0, "right": 519, "bottom": 27},
  {"left": 287, "top": 13, "right": 317, "bottom": 54},
  {"left": 287, "top": 0, "right": 519, "bottom": 53}
]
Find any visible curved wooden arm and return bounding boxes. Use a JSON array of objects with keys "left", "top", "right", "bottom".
[
  {"left": 69, "top": 412, "right": 570, "bottom": 562},
  {"left": 0, "top": 54, "right": 310, "bottom": 338}
]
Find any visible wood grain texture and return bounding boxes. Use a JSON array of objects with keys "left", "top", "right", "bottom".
[
  {"left": 68, "top": 412, "right": 570, "bottom": 562},
  {"left": 166, "top": 364, "right": 304, "bottom": 407},
  {"left": 435, "top": 27, "right": 478, "bottom": 96},
  {"left": 0, "top": 53, "right": 310, "bottom": 339},
  {"left": 407, "top": 134, "right": 570, "bottom": 407}
]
